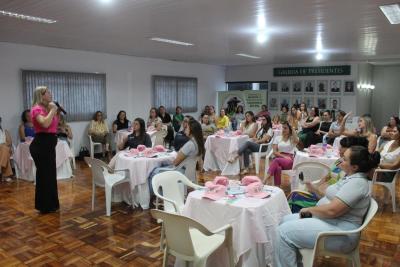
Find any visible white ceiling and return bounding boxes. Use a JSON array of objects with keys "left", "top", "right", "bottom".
[{"left": 0, "top": 0, "right": 399, "bottom": 66}]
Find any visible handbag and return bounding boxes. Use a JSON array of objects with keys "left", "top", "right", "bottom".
[{"left": 78, "top": 146, "right": 90, "bottom": 160}]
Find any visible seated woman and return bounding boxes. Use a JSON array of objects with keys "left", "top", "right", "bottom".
[
  {"left": 379, "top": 116, "right": 400, "bottom": 150},
  {"left": 280, "top": 105, "right": 289, "bottom": 123},
  {"left": 229, "top": 115, "right": 273, "bottom": 175},
  {"left": 287, "top": 136, "right": 368, "bottom": 213},
  {"left": 231, "top": 105, "right": 245, "bottom": 131},
  {"left": 272, "top": 115, "right": 282, "bottom": 130},
  {"left": 172, "top": 106, "right": 184, "bottom": 132},
  {"left": 112, "top": 110, "right": 130, "bottom": 133},
  {"left": 215, "top": 108, "right": 230, "bottom": 130},
  {"left": 158, "top": 106, "right": 174, "bottom": 146},
  {"left": 153, "top": 118, "right": 168, "bottom": 147},
  {"left": 315, "top": 110, "right": 333, "bottom": 143},
  {"left": 326, "top": 110, "right": 346, "bottom": 145},
  {"left": 148, "top": 119, "right": 205, "bottom": 195},
  {"left": 264, "top": 122, "right": 298, "bottom": 186},
  {"left": 88, "top": 111, "right": 111, "bottom": 158},
  {"left": 118, "top": 118, "right": 152, "bottom": 150},
  {"left": 274, "top": 146, "right": 380, "bottom": 267},
  {"left": 340, "top": 113, "right": 377, "bottom": 153},
  {"left": 201, "top": 114, "right": 216, "bottom": 139},
  {"left": 19, "top": 109, "right": 35, "bottom": 142},
  {"left": 287, "top": 105, "right": 299, "bottom": 132},
  {"left": 298, "top": 106, "right": 320, "bottom": 149},
  {"left": 0, "top": 117, "right": 13, "bottom": 181},
  {"left": 377, "top": 123, "right": 400, "bottom": 183},
  {"left": 147, "top": 107, "right": 160, "bottom": 129},
  {"left": 240, "top": 111, "right": 258, "bottom": 138},
  {"left": 57, "top": 115, "right": 73, "bottom": 144},
  {"left": 298, "top": 102, "right": 309, "bottom": 126},
  {"left": 255, "top": 104, "right": 270, "bottom": 119},
  {"left": 208, "top": 105, "right": 217, "bottom": 124}
]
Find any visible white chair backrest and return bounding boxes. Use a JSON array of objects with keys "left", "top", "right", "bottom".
[
  {"left": 293, "top": 162, "right": 331, "bottom": 183},
  {"left": 359, "top": 198, "right": 378, "bottom": 231},
  {"left": 152, "top": 171, "right": 198, "bottom": 213},
  {"left": 151, "top": 209, "right": 198, "bottom": 257},
  {"left": 151, "top": 134, "right": 156, "bottom": 147},
  {"left": 84, "top": 157, "right": 106, "bottom": 187}
]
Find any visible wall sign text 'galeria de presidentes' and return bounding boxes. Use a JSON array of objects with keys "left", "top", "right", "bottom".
[{"left": 273, "top": 65, "right": 351, "bottom": 77}]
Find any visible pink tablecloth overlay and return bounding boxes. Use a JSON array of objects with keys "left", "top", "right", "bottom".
[
  {"left": 182, "top": 186, "right": 291, "bottom": 267},
  {"left": 14, "top": 140, "right": 73, "bottom": 181},
  {"left": 203, "top": 135, "right": 249, "bottom": 175}
]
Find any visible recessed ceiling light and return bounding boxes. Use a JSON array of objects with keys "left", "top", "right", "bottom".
[
  {"left": 100, "top": 0, "right": 112, "bottom": 4},
  {"left": 150, "top": 37, "right": 194, "bottom": 46},
  {"left": 379, "top": 3, "right": 400, "bottom": 24},
  {"left": 0, "top": 10, "right": 57, "bottom": 24},
  {"left": 315, "top": 53, "right": 323, "bottom": 60},
  {"left": 236, "top": 53, "right": 261, "bottom": 59}
]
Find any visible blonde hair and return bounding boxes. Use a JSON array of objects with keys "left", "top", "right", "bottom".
[
  {"left": 360, "top": 115, "right": 375, "bottom": 135},
  {"left": 32, "top": 86, "right": 48, "bottom": 106}
]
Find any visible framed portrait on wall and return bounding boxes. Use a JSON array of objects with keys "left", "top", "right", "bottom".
[
  {"left": 291, "top": 96, "right": 302, "bottom": 107},
  {"left": 303, "top": 96, "right": 314, "bottom": 107},
  {"left": 317, "top": 80, "right": 328, "bottom": 94},
  {"left": 330, "top": 80, "right": 341, "bottom": 94},
  {"left": 280, "top": 81, "right": 290, "bottom": 93},
  {"left": 269, "top": 96, "right": 279, "bottom": 110},
  {"left": 330, "top": 97, "right": 341, "bottom": 110},
  {"left": 344, "top": 81, "right": 355, "bottom": 95},
  {"left": 279, "top": 96, "right": 290, "bottom": 109},
  {"left": 292, "top": 81, "right": 302, "bottom": 94},
  {"left": 270, "top": 82, "right": 278, "bottom": 93},
  {"left": 317, "top": 97, "right": 327, "bottom": 110},
  {"left": 304, "top": 80, "right": 315, "bottom": 94}
]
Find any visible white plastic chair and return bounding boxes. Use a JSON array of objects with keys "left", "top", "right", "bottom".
[
  {"left": 158, "top": 156, "right": 200, "bottom": 184},
  {"left": 151, "top": 134, "right": 157, "bottom": 148},
  {"left": 88, "top": 135, "right": 103, "bottom": 158},
  {"left": 84, "top": 157, "right": 132, "bottom": 216},
  {"left": 252, "top": 139, "right": 273, "bottom": 174},
  {"left": 371, "top": 168, "right": 399, "bottom": 212},
  {"left": 299, "top": 198, "right": 378, "bottom": 267},
  {"left": 150, "top": 209, "right": 234, "bottom": 267}
]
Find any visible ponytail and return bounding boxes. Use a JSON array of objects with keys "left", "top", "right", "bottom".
[{"left": 349, "top": 146, "right": 380, "bottom": 174}]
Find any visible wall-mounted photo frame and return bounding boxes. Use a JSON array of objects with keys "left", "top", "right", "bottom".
[
  {"left": 292, "top": 81, "right": 302, "bottom": 94},
  {"left": 317, "top": 97, "right": 328, "bottom": 110},
  {"left": 343, "top": 81, "right": 355, "bottom": 95},
  {"left": 270, "top": 81, "right": 278, "bottom": 93},
  {"left": 280, "top": 81, "right": 290, "bottom": 93},
  {"left": 330, "top": 80, "right": 341, "bottom": 94},
  {"left": 317, "top": 80, "right": 328, "bottom": 95},
  {"left": 329, "top": 97, "right": 341, "bottom": 110},
  {"left": 291, "top": 96, "right": 302, "bottom": 107},
  {"left": 279, "top": 96, "right": 290, "bottom": 109},
  {"left": 304, "top": 80, "right": 315, "bottom": 94},
  {"left": 303, "top": 96, "right": 314, "bottom": 107},
  {"left": 269, "top": 96, "right": 279, "bottom": 110}
]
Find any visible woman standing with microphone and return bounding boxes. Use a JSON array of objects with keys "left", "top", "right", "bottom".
[{"left": 29, "top": 86, "right": 60, "bottom": 214}]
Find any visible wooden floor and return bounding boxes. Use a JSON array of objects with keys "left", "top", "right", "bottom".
[{"left": 0, "top": 160, "right": 399, "bottom": 267}]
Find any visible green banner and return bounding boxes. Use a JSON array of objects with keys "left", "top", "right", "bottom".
[
  {"left": 273, "top": 65, "right": 351, "bottom": 77},
  {"left": 217, "top": 90, "right": 267, "bottom": 116}
]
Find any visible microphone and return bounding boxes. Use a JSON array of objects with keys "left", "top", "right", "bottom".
[{"left": 54, "top": 101, "right": 67, "bottom": 115}]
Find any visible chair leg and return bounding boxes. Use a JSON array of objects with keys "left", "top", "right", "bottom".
[
  {"left": 162, "top": 247, "right": 168, "bottom": 267},
  {"left": 351, "top": 246, "right": 360, "bottom": 267},
  {"left": 92, "top": 183, "right": 96, "bottom": 211},
  {"left": 105, "top": 185, "right": 112, "bottom": 216},
  {"left": 254, "top": 154, "right": 260, "bottom": 174},
  {"left": 160, "top": 223, "right": 165, "bottom": 251},
  {"left": 390, "top": 185, "right": 396, "bottom": 212}
]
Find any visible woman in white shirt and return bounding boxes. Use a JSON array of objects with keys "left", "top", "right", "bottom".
[
  {"left": 229, "top": 115, "right": 273, "bottom": 175},
  {"left": 240, "top": 111, "right": 258, "bottom": 137},
  {"left": 326, "top": 110, "right": 346, "bottom": 144},
  {"left": 377, "top": 123, "right": 400, "bottom": 182},
  {"left": 0, "top": 117, "right": 13, "bottom": 180},
  {"left": 264, "top": 122, "right": 298, "bottom": 186}
]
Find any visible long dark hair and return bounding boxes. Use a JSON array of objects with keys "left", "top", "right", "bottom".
[
  {"left": 349, "top": 146, "right": 380, "bottom": 175},
  {"left": 21, "top": 109, "right": 30, "bottom": 123},
  {"left": 244, "top": 111, "right": 256, "bottom": 126},
  {"left": 388, "top": 116, "right": 400, "bottom": 127},
  {"left": 149, "top": 107, "right": 158, "bottom": 119},
  {"left": 92, "top": 111, "right": 104, "bottom": 122},
  {"left": 116, "top": 110, "right": 127, "bottom": 122},
  {"left": 261, "top": 115, "right": 272, "bottom": 132},
  {"left": 134, "top": 118, "right": 146, "bottom": 141},
  {"left": 340, "top": 136, "right": 368, "bottom": 149},
  {"left": 187, "top": 119, "right": 205, "bottom": 157}
]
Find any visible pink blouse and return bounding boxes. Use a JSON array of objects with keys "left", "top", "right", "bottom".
[{"left": 31, "top": 105, "right": 59, "bottom": 134}]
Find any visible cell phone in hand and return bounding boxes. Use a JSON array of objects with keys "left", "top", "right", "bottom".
[
  {"left": 298, "top": 172, "right": 304, "bottom": 181},
  {"left": 300, "top": 211, "right": 312, "bottom": 218}
]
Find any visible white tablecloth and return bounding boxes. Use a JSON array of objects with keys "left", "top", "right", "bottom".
[
  {"left": 291, "top": 151, "right": 339, "bottom": 189},
  {"left": 112, "top": 151, "right": 176, "bottom": 209},
  {"left": 203, "top": 135, "right": 249, "bottom": 175},
  {"left": 14, "top": 140, "right": 74, "bottom": 181},
  {"left": 181, "top": 187, "right": 291, "bottom": 267}
]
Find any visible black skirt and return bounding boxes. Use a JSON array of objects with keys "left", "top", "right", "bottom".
[{"left": 29, "top": 133, "right": 59, "bottom": 213}]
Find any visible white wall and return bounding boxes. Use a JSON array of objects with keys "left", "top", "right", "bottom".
[
  {"left": 0, "top": 42, "right": 225, "bottom": 154},
  {"left": 225, "top": 62, "right": 360, "bottom": 117},
  {"left": 371, "top": 65, "right": 400, "bottom": 130}
]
